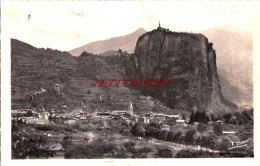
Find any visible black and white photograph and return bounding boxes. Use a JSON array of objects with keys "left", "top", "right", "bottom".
[{"left": 1, "top": 1, "right": 260, "bottom": 165}]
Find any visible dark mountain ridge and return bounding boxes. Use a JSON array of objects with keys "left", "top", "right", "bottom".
[{"left": 69, "top": 28, "right": 146, "bottom": 56}]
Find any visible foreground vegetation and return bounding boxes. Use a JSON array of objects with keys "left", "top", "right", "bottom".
[{"left": 12, "top": 114, "right": 253, "bottom": 159}]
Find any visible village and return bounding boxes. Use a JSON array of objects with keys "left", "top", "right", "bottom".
[
  {"left": 11, "top": 99, "right": 250, "bottom": 157},
  {"left": 11, "top": 101, "right": 188, "bottom": 129}
]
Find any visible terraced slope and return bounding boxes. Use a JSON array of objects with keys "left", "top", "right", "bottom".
[{"left": 12, "top": 39, "right": 187, "bottom": 116}]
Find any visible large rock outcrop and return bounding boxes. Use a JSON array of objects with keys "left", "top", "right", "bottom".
[{"left": 133, "top": 28, "right": 237, "bottom": 113}]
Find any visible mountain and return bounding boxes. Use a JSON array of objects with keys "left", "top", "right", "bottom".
[
  {"left": 70, "top": 26, "right": 253, "bottom": 108},
  {"left": 69, "top": 28, "right": 146, "bottom": 56},
  {"left": 200, "top": 26, "right": 253, "bottom": 108},
  {"left": 132, "top": 28, "right": 237, "bottom": 114},
  {"left": 11, "top": 24, "right": 252, "bottom": 114},
  {"left": 11, "top": 39, "right": 191, "bottom": 116}
]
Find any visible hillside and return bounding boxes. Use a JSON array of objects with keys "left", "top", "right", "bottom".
[
  {"left": 69, "top": 28, "right": 146, "bottom": 56},
  {"left": 11, "top": 39, "right": 190, "bottom": 116},
  {"left": 200, "top": 27, "right": 253, "bottom": 108}
]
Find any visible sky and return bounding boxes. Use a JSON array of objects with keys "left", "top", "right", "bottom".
[{"left": 2, "top": 1, "right": 260, "bottom": 51}]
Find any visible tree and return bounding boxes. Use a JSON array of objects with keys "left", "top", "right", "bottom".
[
  {"left": 200, "top": 136, "right": 209, "bottom": 150},
  {"left": 182, "top": 114, "right": 186, "bottom": 120},
  {"left": 174, "top": 131, "right": 182, "bottom": 145},
  {"left": 62, "top": 136, "right": 73, "bottom": 149},
  {"left": 194, "top": 111, "right": 200, "bottom": 122},
  {"left": 130, "top": 123, "right": 145, "bottom": 137},
  {"left": 166, "top": 132, "right": 175, "bottom": 143},
  {"left": 64, "top": 141, "right": 117, "bottom": 158},
  {"left": 189, "top": 111, "right": 195, "bottom": 124},
  {"left": 207, "top": 135, "right": 217, "bottom": 150},
  {"left": 159, "top": 130, "right": 168, "bottom": 141},
  {"left": 149, "top": 122, "right": 161, "bottom": 129},
  {"left": 156, "top": 148, "right": 173, "bottom": 158},
  {"left": 167, "top": 119, "right": 176, "bottom": 126},
  {"left": 25, "top": 110, "right": 33, "bottom": 117},
  {"left": 223, "top": 113, "right": 232, "bottom": 123},
  {"left": 118, "top": 49, "right": 123, "bottom": 54},
  {"left": 185, "top": 129, "right": 196, "bottom": 145},
  {"left": 197, "top": 123, "right": 207, "bottom": 133},
  {"left": 12, "top": 133, "right": 52, "bottom": 159},
  {"left": 217, "top": 138, "right": 230, "bottom": 152},
  {"left": 138, "top": 146, "right": 153, "bottom": 156},
  {"left": 145, "top": 126, "right": 154, "bottom": 138},
  {"left": 121, "top": 129, "right": 131, "bottom": 136},
  {"left": 210, "top": 113, "right": 217, "bottom": 122},
  {"left": 213, "top": 124, "right": 223, "bottom": 136},
  {"left": 201, "top": 111, "right": 206, "bottom": 122}
]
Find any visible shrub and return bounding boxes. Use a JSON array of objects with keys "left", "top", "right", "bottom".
[
  {"left": 64, "top": 141, "right": 117, "bottom": 159},
  {"left": 185, "top": 129, "right": 196, "bottom": 144},
  {"left": 175, "top": 150, "right": 218, "bottom": 158},
  {"left": 197, "top": 123, "right": 207, "bottom": 133},
  {"left": 213, "top": 124, "right": 223, "bottom": 136},
  {"left": 130, "top": 123, "right": 145, "bottom": 137},
  {"left": 123, "top": 141, "right": 136, "bottom": 153},
  {"left": 217, "top": 138, "right": 230, "bottom": 152},
  {"left": 156, "top": 147, "right": 173, "bottom": 158}
]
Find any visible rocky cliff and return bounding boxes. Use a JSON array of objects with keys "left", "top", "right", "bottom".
[{"left": 133, "top": 28, "right": 237, "bottom": 113}]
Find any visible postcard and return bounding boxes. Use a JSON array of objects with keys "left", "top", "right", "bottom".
[{"left": 1, "top": 1, "right": 260, "bottom": 166}]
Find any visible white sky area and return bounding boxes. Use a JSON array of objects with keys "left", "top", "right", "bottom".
[{"left": 2, "top": 1, "right": 260, "bottom": 51}]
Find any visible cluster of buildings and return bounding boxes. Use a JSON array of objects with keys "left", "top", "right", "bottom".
[
  {"left": 133, "top": 113, "right": 187, "bottom": 131},
  {"left": 11, "top": 109, "right": 50, "bottom": 124},
  {"left": 12, "top": 101, "right": 188, "bottom": 130}
]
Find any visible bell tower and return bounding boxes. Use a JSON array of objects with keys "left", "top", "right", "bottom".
[{"left": 128, "top": 101, "right": 133, "bottom": 115}]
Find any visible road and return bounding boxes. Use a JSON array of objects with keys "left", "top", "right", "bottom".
[{"left": 145, "top": 138, "right": 219, "bottom": 153}]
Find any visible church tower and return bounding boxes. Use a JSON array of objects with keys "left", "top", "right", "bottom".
[{"left": 128, "top": 101, "right": 133, "bottom": 115}]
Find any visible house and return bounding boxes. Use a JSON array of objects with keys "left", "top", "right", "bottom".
[
  {"left": 80, "top": 115, "right": 87, "bottom": 120},
  {"left": 11, "top": 109, "right": 27, "bottom": 118},
  {"left": 162, "top": 124, "right": 170, "bottom": 131},
  {"left": 97, "top": 112, "right": 110, "bottom": 117},
  {"left": 36, "top": 112, "right": 50, "bottom": 120},
  {"left": 48, "top": 143, "right": 65, "bottom": 157},
  {"left": 215, "top": 120, "right": 224, "bottom": 125},
  {"left": 223, "top": 131, "right": 236, "bottom": 135},
  {"left": 25, "top": 117, "right": 38, "bottom": 124},
  {"left": 133, "top": 115, "right": 140, "bottom": 123},
  {"left": 49, "top": 143, "right": 64, "bottom": 151},
  {"left": 185, "top": 118, "right": 190, "bottom": 124},
  {"left": 24, "top": 117, "right": 48, "bottom": 124},
  {"left": 154, "top": 114, "right": 166, "bottom": 121},
  {"left": 139, "top": 117, "right": 150, "bottom": 124},
  {"left": 176, "top": 119, "right": 185, "bottom": 126},
  {"left": 171, "top": 115, "right": 182, "bottom": 120},
  {"left": 64, "top": 119, "right": 77, "bottom": 125}
]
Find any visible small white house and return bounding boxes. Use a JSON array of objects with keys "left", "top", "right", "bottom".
[
  {"left": 64, "top": 119, "right": 77, "bottom": 125},
  {"left": 215, "top": 120, "right": 223, "bottom": 125},
  {"left": 176, "top": 119, "right": 185, "bottom": 126},
  {"left": 162, "top": 124, "right": 170, "bottom": 131},
  {"left": 223, "top": 131, "right": 236, "bottom": 135}
]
